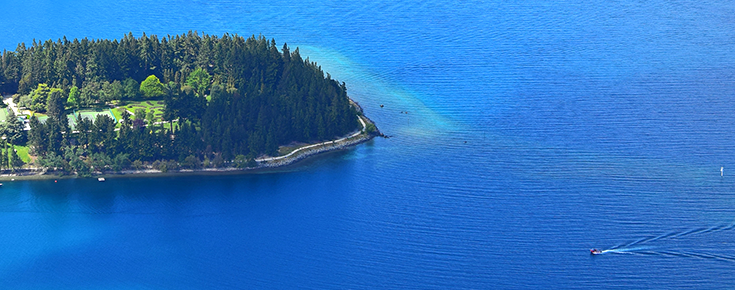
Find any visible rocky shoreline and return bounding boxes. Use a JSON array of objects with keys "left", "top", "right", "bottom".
[{"left": 0, "top": 113, "right": 380, "bottom": 181}]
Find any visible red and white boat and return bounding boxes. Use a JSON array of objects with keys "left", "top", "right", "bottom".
[{"left": 590, "top": 249, "right": 602, "bottom": 255}]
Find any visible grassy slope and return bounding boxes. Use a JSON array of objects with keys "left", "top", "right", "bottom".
[{"left": 14, "top": 145, "right": 30, "bottom": 163}]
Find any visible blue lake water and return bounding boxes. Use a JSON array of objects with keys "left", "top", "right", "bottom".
[{"left": 2, "top": 0, "right": 735, "bottom": 288}]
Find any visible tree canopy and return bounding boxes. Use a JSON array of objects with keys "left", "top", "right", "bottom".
[
  {"left": 185, "top": 67, "right": 211, "bottom": 97},
  {"left": 140, "top": 75, "right": 164, "bottom": 98},
  {"left": 2, "top": 31, "right": 361, "bottom": 172}
]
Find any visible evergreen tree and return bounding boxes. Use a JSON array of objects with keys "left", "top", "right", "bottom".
[
  {"left": 122, "top": 78, "right": 140, "bottom": 99},
  {"left": 1, "top": 109, "right": 27, "bottom": 144},
  {"left": 0, "top": 139, "right": 6, "bottom": 169},
  {"left": 46, "top": 89, "right": 66, "bottom": 120},
  {"left": 10, "top": 146, "right": 23, "bottom": 169},
  {"left": 2, "top": 32, "right": 363, "bottom": 171}
]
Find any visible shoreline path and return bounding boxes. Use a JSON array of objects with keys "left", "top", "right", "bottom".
[
  {"left": 0, "top": 95, "right": 370, "bottom": 174},
  {"left": 257, "top": 115, "right": 367, "bottom": 162}
]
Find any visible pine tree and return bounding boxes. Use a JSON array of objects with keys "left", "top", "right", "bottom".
[
  {"left": 0, "top": 139, "right": 6, "bottom": 169},
  {"left": 10, "top": 147, "right": 23, "bottom": 170},
  {"left": 2, "top": 32, "right": 363, "bottom": 167}
]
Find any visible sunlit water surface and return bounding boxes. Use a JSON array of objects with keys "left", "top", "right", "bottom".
[{"left": 1, "top": 0, "right": 735, "bottom": 288}]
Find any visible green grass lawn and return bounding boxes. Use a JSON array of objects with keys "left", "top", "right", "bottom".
[
  {"left": 13, "top": 145, "right": 30, "bottom": 163},
  {"left": 0, "top": 144, "right": 32, "bottom": 165},
  {"left": 32, "top": 112, "right": 47, "bottom": 118},
  {"left": 110, "top": 107, "right": 125, "bottom": 126},
  {"left": 37, "top": 100, "right": 168, "bottom": 129},
  {"left": 0, "top": 108, "right": 8, "bottom": 122}
]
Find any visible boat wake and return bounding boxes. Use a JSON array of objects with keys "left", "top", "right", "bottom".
[
  {"left": 591, "top": 220, "right": 735, "bottom": 262},
  {"left": 613, "top": 220, "right": 735, "bottom": 249},
  {"left": 599, "top": 246, "right": 653, "bottom": 254},
  {"left": 595, "top": 248, "right": 735, "bottom": 262}
]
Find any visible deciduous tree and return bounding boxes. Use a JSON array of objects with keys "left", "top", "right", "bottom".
[
  {"left": 185, "top": 67, "right": 211, "bottom": 97},
  {"left": 139, "top": 75, "right": 164, "bottom": 98}
]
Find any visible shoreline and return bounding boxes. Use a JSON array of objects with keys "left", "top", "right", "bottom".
[{"left": 0, "top": 106, "right": 380, "bottom": 181}]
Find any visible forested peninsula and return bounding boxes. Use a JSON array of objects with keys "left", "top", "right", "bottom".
[{"left": 0, "top": 32, "right": 378, "bottom": 178}]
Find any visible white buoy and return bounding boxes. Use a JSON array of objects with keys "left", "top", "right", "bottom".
[{"left": 721, "top": 167, "right": 724, "bottom": 177}]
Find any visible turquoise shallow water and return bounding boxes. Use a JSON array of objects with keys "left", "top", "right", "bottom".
[{"left": 2, "top": 0, "right": 735, "bottom": 288}]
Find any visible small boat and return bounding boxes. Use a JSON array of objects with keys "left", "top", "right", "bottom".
[
  {"left": 98, "top": 177, "right": 105, "bottom": 182},
  {"left": 590, "top": 249, "right": 602, "bottom": 255}
]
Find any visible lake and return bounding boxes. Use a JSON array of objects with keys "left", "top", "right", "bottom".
[{"left": 2, "top": 0, "right": 735, "bottom": 288}]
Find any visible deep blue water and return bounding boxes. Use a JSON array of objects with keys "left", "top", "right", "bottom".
[{"left": 2, "top": 0, "right": 735, "bottom": 288}]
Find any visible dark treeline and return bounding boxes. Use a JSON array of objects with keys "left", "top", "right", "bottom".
[{"left": 0, "top": 31, "right": 360, "bottom": 173}]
